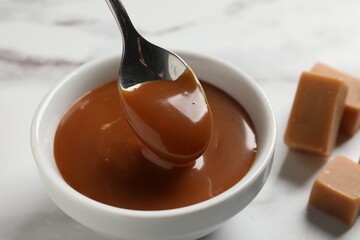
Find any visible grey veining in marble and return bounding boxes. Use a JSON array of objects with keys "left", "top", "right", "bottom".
[{"left": 1, "top": 0, "right": 360, "bottom": 239}]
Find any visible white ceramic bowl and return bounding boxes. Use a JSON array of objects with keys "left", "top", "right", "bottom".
[{"left": 31, "top": 51, "right": 276, "bottom": 240}]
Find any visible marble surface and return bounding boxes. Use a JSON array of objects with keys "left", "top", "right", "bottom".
[{"left": 1, "top": 0, "right": 360, "bottom": 239}]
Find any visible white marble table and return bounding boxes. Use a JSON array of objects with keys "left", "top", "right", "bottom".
[{"left": 1, "top": 0, "right": 360, "bottom": 239}]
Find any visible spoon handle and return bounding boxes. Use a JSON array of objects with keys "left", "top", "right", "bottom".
[{"left": 105, "top": 0, "right": 139, "bottom": 43}]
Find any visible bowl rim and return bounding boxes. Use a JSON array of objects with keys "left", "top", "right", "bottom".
[{"left": 31, "top": 50, "right": 276, "bottom": 219}]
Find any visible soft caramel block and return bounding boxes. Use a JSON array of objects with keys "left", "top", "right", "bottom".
[
  {"left": 312, "top": 63, "right": 360, "bottom": 136},
  {"left": 309, "top": 156, "right": 360, "bottom": 226},
  {"left": 284, "top": 72, "right": 347, "bottom": 156}
]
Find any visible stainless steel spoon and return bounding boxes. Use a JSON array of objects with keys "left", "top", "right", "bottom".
[
  {"left": 105, "top": 0, "right": 212, "bottom": 167},
  {"left": 105, "top": 0, "right": 189, "bottom": 89}
]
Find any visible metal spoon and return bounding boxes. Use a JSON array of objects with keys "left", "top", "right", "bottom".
[
  {"left": 105, "top": 0, "right": 189, "bottom": 89},
  {"left": 105, "top": 0, "right": 212, "bottom": 167}
]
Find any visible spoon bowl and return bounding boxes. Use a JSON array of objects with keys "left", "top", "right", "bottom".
[{"left": 105, "top": 0, "right": 188, "bottom": 89}]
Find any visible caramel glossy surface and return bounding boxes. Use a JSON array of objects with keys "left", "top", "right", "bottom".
[
  {"left": 54, "top": 80, "right": 257, "bottom": 210},
  {"left": 120, "top": 69, "right": 212, "bottom": 166}
]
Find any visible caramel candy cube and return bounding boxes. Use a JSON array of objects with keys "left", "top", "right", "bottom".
[
  {"left": 284, "top": 72, "right": 347, "bottom": 156},
  {"left": 309, "top": 156, "right": 360, "bottom": 226},
  {"left": 311, "top": 63, "right": 360, "bottom": 136}
]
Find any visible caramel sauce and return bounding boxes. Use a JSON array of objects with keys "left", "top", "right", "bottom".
[
  {"left": 54, "top": 80, "right": 257, "bottom": 210},
  {"left": 120, "top": 69, "right": 212, "bottom": 166}
]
